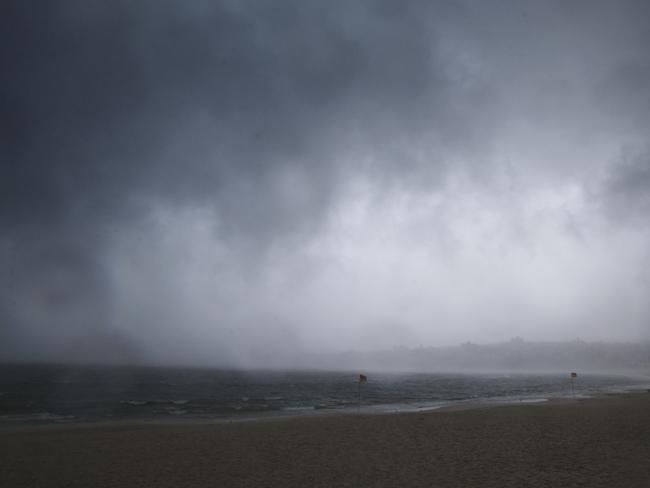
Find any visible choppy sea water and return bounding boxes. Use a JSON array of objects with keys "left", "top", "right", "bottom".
[{"left": 1, "top": 364, "right": 648, "bottom": 425}]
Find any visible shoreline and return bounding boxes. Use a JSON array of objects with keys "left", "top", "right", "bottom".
[{"left": 1, "top": 387, "right": 646, "bottom": 433}]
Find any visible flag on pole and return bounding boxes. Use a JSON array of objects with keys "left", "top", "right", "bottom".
[{"left": 359, "top": 374, "right": 367, "bottom": 383}]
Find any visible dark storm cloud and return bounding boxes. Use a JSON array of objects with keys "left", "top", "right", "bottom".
[
  {"left": 1, "top": 0, "right": 464, "bottom": 361},
  {"left": 1, "top": 1, "right": 650, "bottom": 364},
  {"left": 0, "top": 0, "right": 459, "bottom": 239}
]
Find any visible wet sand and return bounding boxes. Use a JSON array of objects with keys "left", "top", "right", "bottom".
[{"left": 2, "top": 393, "right": 649, "bottom": 487}]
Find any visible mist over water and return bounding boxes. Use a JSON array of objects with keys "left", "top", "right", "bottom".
[{"left": 1, "top": 1, "right": 650, "bottom": 367}]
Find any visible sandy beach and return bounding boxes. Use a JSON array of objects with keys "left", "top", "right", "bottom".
[{"left": 2, "top": 393, "right": 649, "bottom": 487}]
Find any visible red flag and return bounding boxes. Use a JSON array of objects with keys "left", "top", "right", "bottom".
[{"left": 359, "top": 374, "right": 367, "bottom": 383}]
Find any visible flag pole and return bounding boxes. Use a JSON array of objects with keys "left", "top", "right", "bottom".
[
  {"left": 357, "top": 374, "right": 367, "bottom": 412},
  {"left": 358, "top": 379, "right": 361, "bottom": 412},
  {"left": 570, "top": 372, "right": 577, "bottom": 397}
]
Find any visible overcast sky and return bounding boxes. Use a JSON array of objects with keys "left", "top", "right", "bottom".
[{"left": 1, "top": 0, "right": 649, "bottom": 366}]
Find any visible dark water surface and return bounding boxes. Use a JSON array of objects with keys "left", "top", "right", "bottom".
[{"left": 1, "top": 364, "right": 648, "bottom": 425}]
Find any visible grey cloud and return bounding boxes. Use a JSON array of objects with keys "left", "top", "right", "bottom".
[
  {"left": 1, "top": 1, "right": 650, "bottom": 364},
  {"left": 1, "top": 1, "right": 461, "bottom": 237},
  {"left": 600, "top": 149, "right": 650, "bottom": 224}
]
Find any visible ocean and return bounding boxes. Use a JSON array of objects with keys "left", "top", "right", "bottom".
[{"left": 1, "top": 363, "right": 648, "bottom": 425}]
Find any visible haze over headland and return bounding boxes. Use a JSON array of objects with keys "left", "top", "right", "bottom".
[{"left": 1, "top": 1, "right": 649, "bottom": 367}]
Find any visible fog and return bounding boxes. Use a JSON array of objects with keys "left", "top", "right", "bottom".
[{"left": 1, "top": 1, "right": 649, "bottom": 367}]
